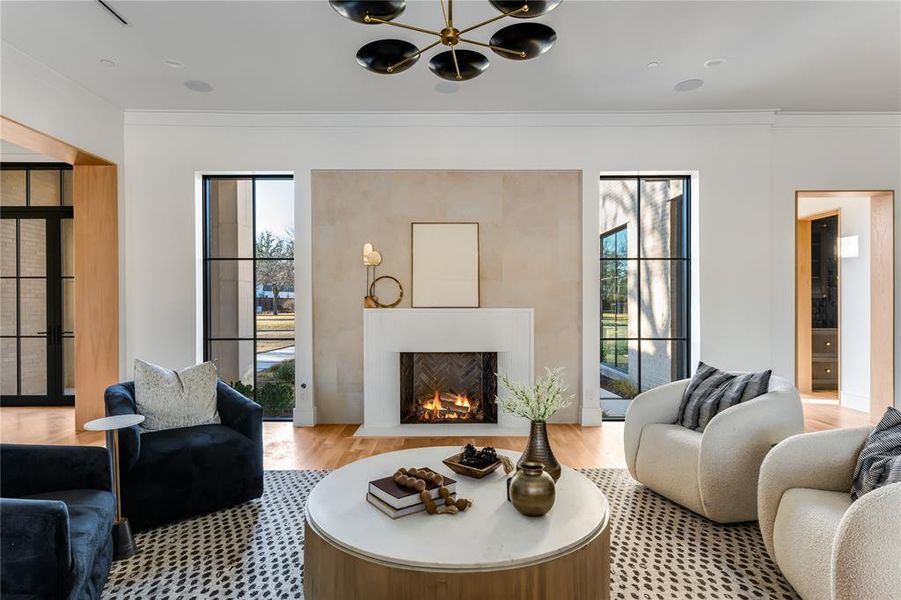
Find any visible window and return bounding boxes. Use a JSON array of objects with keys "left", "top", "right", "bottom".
[
  {"left": 600, "top": 226, "right": 628, "bottom": 372},
  {"left": 599, "top": 176, "right": 690, "bottom": 420},
  {"left": 203, "top": 175, "right": 295, "bottom": 419}
]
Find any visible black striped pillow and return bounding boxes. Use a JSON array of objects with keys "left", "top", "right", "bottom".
[
  {"left": 851, "top": 407, "right": 901, "bottom": 501},
  {"left": 675, "top": 362, "right": 772, "bottom": 432}
]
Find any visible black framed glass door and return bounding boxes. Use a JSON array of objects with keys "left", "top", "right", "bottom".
[{"left": 1, "top": 163, "right": 75, "bottom": 406}]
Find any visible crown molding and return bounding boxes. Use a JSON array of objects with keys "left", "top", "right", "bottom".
[
  {"left": 774, "top": 112, "right": 901, "bottom": 128},
  {"left": 124, "top": 110, "right": 901, "bottom": 129},
  {"left": 124, "top": 110, "right": 780, "bottom": 129}
]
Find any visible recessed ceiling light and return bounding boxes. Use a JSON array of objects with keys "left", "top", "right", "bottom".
[
  {"left": 184, "top": 80, "right": 214, "bottom": 93},
  {"left": 674, "top": 78, "right": 704, "bottom": 92},
  {"left": 99, "top": 58, "right": 117, "bottom": 68},
  {"left": 646, "top": 61, "right": 660, "bottom": 69},
  {"left": 164, "top": 60, "right": 186, "bottom": 69},
  {"left": 434, "top": 81, "right": 460, "bottom": 94},
  {"left": 704, "top": 57, "right": 727, "bottom": 68}
]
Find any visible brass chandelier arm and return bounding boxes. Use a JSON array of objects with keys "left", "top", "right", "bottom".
[
  {"left": 439, "top": 0, "right": 449, "bottom": 27},
  {"left": 450, "top": 45, "right": 463, "bottom": 80},
  {"left": 460, "top": 37, "right": 526, "bottom": 58},
  {"left": 457, "top": 4, "right": 529, "bottom": 35},
  {"left": 387, "top": 39, "right": 442, "bottom": 73},
  {"left": 363, "top": 15, "right": 443, "bottom": 37}
]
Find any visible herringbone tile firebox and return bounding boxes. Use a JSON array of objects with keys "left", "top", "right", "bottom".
[{"left": 399, "top": 352, "right": 498, "bottom": 424}]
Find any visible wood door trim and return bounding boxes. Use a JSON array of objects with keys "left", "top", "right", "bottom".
[
  {"left": 0, "top": 116, "right": 113, "bottom": 166},
  {"left": 2, "top": 118, "right": 120, "bottom": 430},
  {"left": 870, "top": 192, "right": 894, "bottom": 416},
  {"left": 798, "top": 208, "right": 840, "bottom": 222},
  {"left": 796, "top": 219, "right": 812, "bottom": 393},
  {"left": 795, "top": 190, "right": 895, "bottom": 420}
]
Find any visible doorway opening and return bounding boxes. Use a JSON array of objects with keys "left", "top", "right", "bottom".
[
  {"left": 795, "top": 191, "right": 894, "bottom": 419},
  {"left": 1, "top": 163, "right": 75, "bottom": 406}
]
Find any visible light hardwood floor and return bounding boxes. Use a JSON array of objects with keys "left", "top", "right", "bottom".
[{"left": 0, "top": 402, "right": 878, "bottom": 470}]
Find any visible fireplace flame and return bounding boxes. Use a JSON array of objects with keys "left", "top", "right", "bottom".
[{"left": 417, "top": 390, "right": 478, "bottom": 421}]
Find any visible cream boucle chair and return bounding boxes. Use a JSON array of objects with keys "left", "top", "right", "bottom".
[
  {"left": 758, "top": 428, "right": 901, "bottom": 600},
  {"left": 623, "top": 375, "right": 803, "bottom": 523}
]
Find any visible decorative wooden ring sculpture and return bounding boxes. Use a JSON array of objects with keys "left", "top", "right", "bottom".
[{"left": 368, "top": 275, "right": 403, "bottom": 308}]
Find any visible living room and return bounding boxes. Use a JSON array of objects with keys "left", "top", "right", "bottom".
[{"left": 1, "top": 1, "right": 899, "bottom": 599}]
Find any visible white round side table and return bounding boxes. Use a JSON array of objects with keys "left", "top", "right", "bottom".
[{"left": 85, "top": 414, "right": 145, "bottom": 560}]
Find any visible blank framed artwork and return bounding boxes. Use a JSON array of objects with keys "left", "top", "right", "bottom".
[{"left": 411, "top": 222, "right": 480, "bottom": 308}]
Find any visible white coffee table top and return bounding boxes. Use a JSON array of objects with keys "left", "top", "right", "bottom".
[
  {"left": 84, "top": 414, "right": 145, "bottom": 431},
  {"left": 304, "top": 446, "right": 608, "bottom": 572}
]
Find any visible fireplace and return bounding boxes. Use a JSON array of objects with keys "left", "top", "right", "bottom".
[{"left": 400, "top": 352, "right": 498, "bottom": 424}]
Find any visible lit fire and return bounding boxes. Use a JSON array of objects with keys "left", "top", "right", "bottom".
[{"left": 418, "top": 390, "right": 478, "bottom": 421}]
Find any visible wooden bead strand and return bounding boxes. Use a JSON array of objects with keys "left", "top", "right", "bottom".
[{"left": 393, "top": 467, "right": 473, "bottom": 515}]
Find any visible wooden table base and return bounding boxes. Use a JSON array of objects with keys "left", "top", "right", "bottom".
[{"left": 303, "top": 522, "right": 610, "bottom": 600}]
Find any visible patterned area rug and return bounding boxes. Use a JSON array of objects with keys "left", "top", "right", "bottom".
[{"left": 104, "top": 469, "right": 798, "bottom": 599}]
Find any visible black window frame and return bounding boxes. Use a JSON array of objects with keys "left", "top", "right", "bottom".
[
  {"left": 599, "top": 175, "right": 692, "bottom": 408},
  {"left": 201, "top": 174, "right": 295, "bottom": 421},
  {"left": 600, "top": 225, "right": 629, "bottom": 373}
]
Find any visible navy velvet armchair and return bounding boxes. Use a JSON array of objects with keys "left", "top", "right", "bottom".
[
  {"left": 104, "top": 380, "right": 264, "bottom": 532},
  {"left": 1, "top": 444, "right": 115, "bottom": 600}
]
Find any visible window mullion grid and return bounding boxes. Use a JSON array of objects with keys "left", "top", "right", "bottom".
[
  {"left": 252, "top": 177, "right": 258, "bottom": 398},
  {"left": 636, "top": 177, "right": 642, "bottom": 393},
  {"left": 15, "top": 218, "right": 21, "bottom": 395}
]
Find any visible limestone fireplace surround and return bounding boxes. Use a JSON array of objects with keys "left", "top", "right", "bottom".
[{"left": 357, "top": 308, "right": 534, "bottom": 437}]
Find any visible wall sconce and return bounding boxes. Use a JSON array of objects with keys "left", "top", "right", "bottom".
[{"left": 839, "top": 235, "right": 859, "bottom": 258}]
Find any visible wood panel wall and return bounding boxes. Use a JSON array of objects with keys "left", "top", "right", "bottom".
[
  {"left": 73, "top": 166, "right": 119, "bottom": 428},
  {"left": 870, "top": 192, "right": 894, "bottom": 416}
]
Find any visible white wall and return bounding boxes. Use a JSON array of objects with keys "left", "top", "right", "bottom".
[
  {"left": 0, "top": 42, "right": 127, "bottom": 375},
  {"left": 117, "top": 111, "right": 900, "bottom": 422},
  {"left": 798, "top": 196, "right": 872, "bottom": 411},
  {"left": 0, "top": 43, "right": 123, "bottom": 164}
]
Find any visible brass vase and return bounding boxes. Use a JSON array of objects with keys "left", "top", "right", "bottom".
[
  {"left": 518, "top": 420, "right": 561, "bottom": 482},
  {"left": 509, "top": 461, "right": 556, "bottom": 517}
]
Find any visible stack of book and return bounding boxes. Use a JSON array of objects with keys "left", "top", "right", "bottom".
[{"left": 367, "top": 470, "right": 458, "bottom": 519}]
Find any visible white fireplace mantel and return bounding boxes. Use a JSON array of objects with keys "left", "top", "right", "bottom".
[{"left": 358, "top": 308, "right": 534, "bottom": 437}]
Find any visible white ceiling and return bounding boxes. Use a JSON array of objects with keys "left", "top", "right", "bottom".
[{"left": 1, "top": 0, "right": 899, "bottom": 112}]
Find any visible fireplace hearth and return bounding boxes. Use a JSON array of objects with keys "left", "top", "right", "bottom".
[{"left": 400, "top": 352, "right": 498, "bottom": 424}]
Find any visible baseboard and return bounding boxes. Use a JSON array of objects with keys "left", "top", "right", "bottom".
[
  {"left": 293, "top": 405, "right": 317, "bottom": 427},
  {"left": 581, "top": 406, "right": 604, "bottom": 426},
  {"left": 839, "top": 391, "right": 869, "bottom": 413}
]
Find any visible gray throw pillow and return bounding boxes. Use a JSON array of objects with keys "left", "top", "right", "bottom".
[
  {"left": 675, "top": 362, "right": 772, "bottom": 432},
  {"left": 851, "top": 407, "right": 901, "bottom": 501},
  {"left": 134, "top": 359, "right": 220, "bottom": 432}
]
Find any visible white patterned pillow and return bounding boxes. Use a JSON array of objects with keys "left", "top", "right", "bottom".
[{"left": 134, "top": 359, "right": 220, "bottom": 432}]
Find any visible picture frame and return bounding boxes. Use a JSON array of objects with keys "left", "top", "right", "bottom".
[{"left": 411, "top": 222, "right": 480, "bottom": 308}]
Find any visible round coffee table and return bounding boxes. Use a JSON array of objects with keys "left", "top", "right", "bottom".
[{"left": 304, "top": 447, "right": 609, "bottom": 600}]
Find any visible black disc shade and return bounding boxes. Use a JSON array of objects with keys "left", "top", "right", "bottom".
[
  {"left": 428, "top": 50, "right": 489, "bottom": 81},
  {"left": 488, "top": 0, "right": 562, "bottom": 18},
  {"left": 330, "top": 1, "right": 405, "bottom": 23},
  {"left": 356, "top": 39, "right": 419, "bottom": 74},
  {"left": 489, "top": 22, "right": 556, "bottom": 60}
]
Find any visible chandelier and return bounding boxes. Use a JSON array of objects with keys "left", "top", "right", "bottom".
[{"left": 330, "top": 1, "right": 561, "bottom": 81}]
